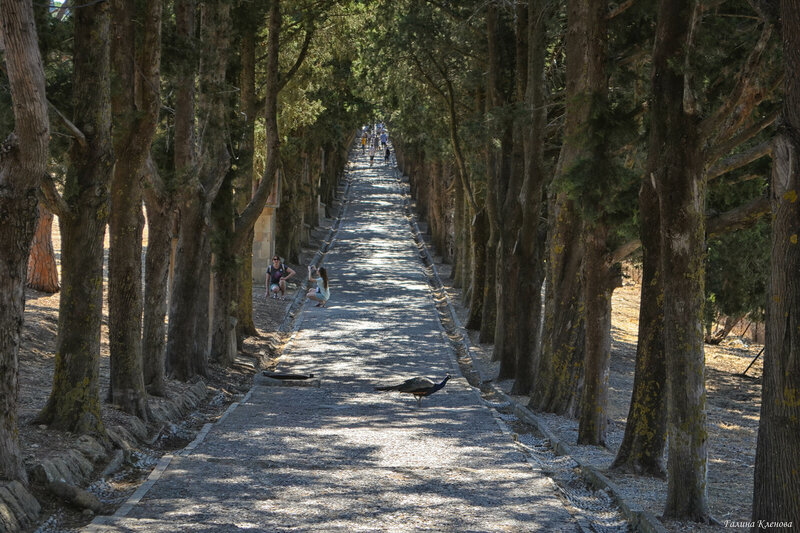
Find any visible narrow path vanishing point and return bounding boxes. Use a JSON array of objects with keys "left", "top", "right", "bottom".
[{"left": 88, "top": 146, "right": 581, "bottom": 532}]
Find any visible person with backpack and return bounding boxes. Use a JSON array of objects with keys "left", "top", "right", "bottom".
[{"left": 266, "top": 256, "right": 296, "bottom": 300}]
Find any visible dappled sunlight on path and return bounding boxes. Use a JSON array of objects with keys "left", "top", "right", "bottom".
[{"left": 90, "top": 146, "right": 579, "bottom": 532}]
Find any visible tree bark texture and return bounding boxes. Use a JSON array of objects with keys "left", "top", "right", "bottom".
[
  {"left": 529, "top": 186, "right": 584, "bottom": 417},
  {"left": 480, "top": 3, "right": 509, "bottom": 346},
  {"left": 572, "top": 0, "right": 613, "bottom": 447},
  {"left": 511, "top": 0, "right": 548, "bottom": 396},
  {"left": 108, "top": 0, "right": 162, "bottom": 420},
  {"left": 494, "top": 9, "right": 529, "bottom": 378},
  {"left": 211, "top": 172, "right": 237, "bottom": 366},
  {"left": 652, "top": 0, "right": 710, "bottom": 521},
  {"left": 530, "top": 0, "right": 600, "bottom": 417},
  {"left": 36, "top": 1, "right": 112, "bottom": 437},
  {"left": 465, "top": 207, "right": 488, "bottom": 330},
  {"left": 452, "top": 174, "right": 466, "bottom": 289},
  {"left": 142, "top": 184, "right": 172, "bottom": 396},
  {"left": 751, "top": 1, "right": 800, "bottom": 525},
  {"left": 235, "top": 25, "right": 258, "bottom": 341},
  {"left": 167, "top": 0, "right": 231, "bottom": 380},
  {"left": 26, "top": 203, "right": 60, "bottom": 293},
  {"left": 578, "top": 225, "right": 620, "bottom": 445},
  {"left": 167, "top": 199, "right": 211, "bottom": 379},
  {"left": 276, "top": 164, "right": 303, "bottom": 263},
  {"left": 495, "top": 0, "right": 527, "bottom": 381},
  {"left": 0, "top": 0, "right": 49, "bottom": 483},
  {"left": 612, "top": 177, "right": 667, "bottom": 477}
]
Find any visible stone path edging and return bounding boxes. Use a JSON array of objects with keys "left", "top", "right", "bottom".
[
  {"left": 393, "top": 165, "right": 670, "bottom": 533},
  {"left": 88, "top": 151, "right": 356, "bottom": 532}
]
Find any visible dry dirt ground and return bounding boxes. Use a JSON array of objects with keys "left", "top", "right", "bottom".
[
  {"left": 433, "top": 257, "right": 763, "bottom": 533},
  {"left": 17, "top": 220, "right": 307, "bottom": 531}
]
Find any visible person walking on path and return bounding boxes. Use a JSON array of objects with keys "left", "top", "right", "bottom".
[
  {"left": 266, "top": 256, "right": 295, "bottom": 299},
  {"left": 380, "top": 131, "right": 388, "bottom": 148},
  {"left": 361, "top": 133, "right": 367, "bottom": 152},
  {"left": 384, "top": 146, "right": 391, "bottom": 165},
  {"left": 307, "top": 265, "right": 330, "bottom": 307}
]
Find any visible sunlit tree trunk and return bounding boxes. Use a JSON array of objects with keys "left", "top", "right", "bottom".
[{"left": 26, "top": 203, "right": 60, "bottom": 293}]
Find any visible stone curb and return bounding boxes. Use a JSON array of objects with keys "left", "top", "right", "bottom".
[
  {"left": 84, "top": 381, "right": 208, "bottom": 530},
  {"left": 492, "top": 387, "right": 669, "bottom": 533},
  {"left": 393, "top": 163, "right": 669, "bottom": 533}
]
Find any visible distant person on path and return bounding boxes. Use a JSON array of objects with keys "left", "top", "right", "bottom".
[
  {"left": 266, "top": 256, "right": 295, "bottom": 299},
  {"left": 384, "top": 146, "right": 391, "bottom": 165},
  {"left": 307, "top": 265, "right": 330, "bottom": 307},
  {"left": 369, "top": 144, "right": 376, "bottom": 166},
  {"left": 361, "top": 133, "right": 367, "bottom": 152},
  {"left": 380, "top": 131, "right": 388, "bottom": 148}
]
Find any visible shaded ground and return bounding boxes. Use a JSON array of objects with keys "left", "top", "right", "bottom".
[{"left": 429, "top": 252, "right": 762, "bottom": 533}]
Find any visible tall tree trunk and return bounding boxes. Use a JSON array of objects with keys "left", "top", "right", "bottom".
[
  {"left": 142, "top": 182, "right": 172, "bottom": 396},
  {"left": 236, "top": 22, "right": 258, "bottom": 342},
  {"left": 0, "top": 0, "right": 49, "bottom": 483},
  {"left": 36, "top": 0, "right": 112, "bottom": 436},
  {"left": 612, "top": 178, "right": 667, "bottom": 477},
  {"left": 530, "top": 185, "right": 584, "bottom": 417},
  {"left": 27, "top": 203, "right": 60, "bottom": 293},
  {"left": 108, "top": 0, "right": 162, "bottom": 420},
  {"left": 652, "top": 0, "right": 710, "bottom": 521},
  {"left": 166, "top": 0, "right": 231, "bottom": 379},
  {"left": 511, "top": 0, "right": 548, "bottom": 396},
  {"left": 480, "top": 3, "right": 503, "bottom": 345},
  {"left": 210, "top": 172, "right": 237, "bottom": 366},
  {"left": 452, "top": 174, "right": 465, "bottom": 288},
  {"left": 529, "top": 0, "right": 597, "bottom": 417},
  {"left": 578, "top": 225, "right": 621, "bottom": 445},
  {"left": 165, "top": 0, "right": 198, "bottom": 380},
  {"left": 168, "top": 200, "right": 211, "bottom": 379},
  {"left": 752, "top": 1, "right": 800, "bottom": 525},
  {"left": 497, "top": 0, "right": 527, "bottom": 381},
  {"left": 276, "top": 165, "right": 303, "bottom": 263},
  {"left": 465, "top": 207, "right": 488, "bottom": 330},
  {"left": 572, "top": 0, "right": 613, "bottom": 447}
]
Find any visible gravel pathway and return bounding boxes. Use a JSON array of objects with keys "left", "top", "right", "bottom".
[{"left": 88, "top": 149, "right": 580, "bottom": 532}]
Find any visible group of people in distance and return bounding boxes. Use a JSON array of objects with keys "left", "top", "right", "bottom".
[
  {"left": 361, "top": 122, "right": 391, "bottom": 167},
  {"left": 266, "top": 255, "right": 330, "bottom": 308},
  {"left": 265, "top": 123, "right": 390, "bottom": 308}
]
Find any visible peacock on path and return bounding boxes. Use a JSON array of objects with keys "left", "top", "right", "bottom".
[{"left": 374, "top": 375, "right": 450, "bottom": 407}]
